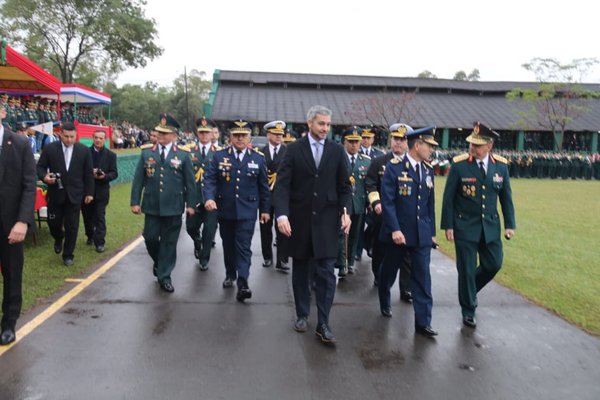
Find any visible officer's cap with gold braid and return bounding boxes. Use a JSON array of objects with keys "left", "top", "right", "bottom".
[
  {"left": 361, "top": 127, "right": 375, "bottom": 138},
  {"left": 229, "top": 119, "right": 253, "bottom": 135},
  {"left": 283, "top": 129, "right": 297, "bottom": 143},
  {"left": 155, "top": 113, "right": 180, "bottom": 133},
  {"left": 388, "top": 123, "right": 413, "bottom": 138},
  {"left": 341, "top": 126, "right": 363, "bottom": 141},
  {"left": 466, "top": 121, "right": 499, "bottom": 145},
  {"left": 264, "top": 120, "right": 286, "bottom": 135},
  {"left": 196, "top": 116, "right": 215, "bottom": 133},
  {"left": 407, "top": 126, "right": 439, "bottom": 146}
]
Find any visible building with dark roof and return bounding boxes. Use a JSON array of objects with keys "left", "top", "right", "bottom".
[{"left": 206, "top": 70, "right": 600, "bottom": 152}]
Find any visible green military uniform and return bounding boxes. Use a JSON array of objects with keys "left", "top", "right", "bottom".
[
  {"left": 185, "top": 117, "right": 221, "bottom": 269},
  {"left": 130, "top": 114, "right": 196, "bottom": 290},
  {"left": 336, "top": 127, "right": 371, "bottom": 275},
  {"left": 441, "top": 122, "right": 516, "bottom": 326}
]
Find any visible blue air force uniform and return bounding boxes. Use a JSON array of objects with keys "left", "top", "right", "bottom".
[
  {"left": 203, "top": 128, "right": 271, "bottom": 292},
  {"left": 378, "top": 127, "right": 438, "bottom": 332}
]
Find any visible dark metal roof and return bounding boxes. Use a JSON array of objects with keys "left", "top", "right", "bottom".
[{"left": 211, "top": 70, "right": 600, "bottom": 132}]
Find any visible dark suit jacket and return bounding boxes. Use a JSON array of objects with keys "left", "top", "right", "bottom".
[
  {"left": 365, "top": 152, "right": 393, "bottom": 208},
  {"left": 273, "top": 136, "right": 352, "bottom": 259},
  {"left": 0, "top": 129, "right": 36, "bottom": 233},
  {"left": 36, "top": 141, "right": 94, "bottom": 205},
  {"left": 89, "top": 146, "right": 118, "bottom": 201}
]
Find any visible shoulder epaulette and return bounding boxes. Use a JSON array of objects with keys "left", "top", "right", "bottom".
[
  {"left": 453, "top": 153, "right": 469, "bottom": 163},
  {"left": 359, "top": 154, "right": 371, "bottom": 160},
  {"left": 492, "top": 154, "right": 508, "bottom": 164},
  {"left": 390, "top": 158, "right": 400, "bottom": 164},
  {"left": 423, "top": 160, "right": 432, "bottom": 169},
  {"left": 177, "top": 144, "right": 191, "bottom": 152},
  {"left": 140, "top": 143, "right": 153, "bottom": 150}
]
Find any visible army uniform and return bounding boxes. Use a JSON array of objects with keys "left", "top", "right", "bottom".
[
  {"left": 130, "top": 114, "right": 196, "bottom": 292},
  {"left": 336, "top": 127, "right": 371, "bottom": 276},
  {"left": 203, "top": 120, "right": 271, "bottom": 301},
  {"left": 379, "top": 127, "right": 438, "bottom": 336},
  {"left": 441, "top": 122, "right": 516, "bottom": 327},
  {"left": 185, "top": 117, "right": 221, "bottom": 269}
]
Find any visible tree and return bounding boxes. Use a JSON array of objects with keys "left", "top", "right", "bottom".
[
  {"left": 453, "top": 71, "right": 467, "bottom": 81},
  {"left": 454, "top": 69, "right": 479, "bottom": 81},
  {"left": 344, "top": 91, "right": 425, "bottom": 145},
  {"left": 0, "top": 0, "right": 162, "bottom": 87},
  {"left": 417, "top": 70, "right": 437, "bottom": 79},
  {"left": 506, "top": 58, "right": 599, "bottom": 150},
  {"left": 170, "top": 69, "right": 213, "bottom": 132},
  {"left": 108, "top": 82, "right": 172, "bottom": 129}
]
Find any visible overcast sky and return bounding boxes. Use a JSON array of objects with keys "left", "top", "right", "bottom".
[{"left": 116, "top": 0, "right": 599, "bottom": 87}]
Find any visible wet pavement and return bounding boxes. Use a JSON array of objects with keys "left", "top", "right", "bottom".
[{"left": 0, "top": 223, "right": 599, "bottom": 400}]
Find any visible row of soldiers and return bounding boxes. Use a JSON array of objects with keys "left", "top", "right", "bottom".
[
  {"left": 0, "top": 93, "right": 100, "bottom": 130},
  {"left": 435, "top": 149, "right": 600, "bottom": 180}
]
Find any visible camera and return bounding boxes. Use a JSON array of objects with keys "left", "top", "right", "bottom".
[
  {"left": 53, "top": 172, "right": 64, "bottom": 190},
  {"left": 95, "top": 168, "right": 105, "bottom": 177}
]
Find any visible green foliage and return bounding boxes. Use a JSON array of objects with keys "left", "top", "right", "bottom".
[
  {"left": 506, "top": 57, "right": 600, "bottom": 150},
  {"left": 435, "top": 176, "right": 600, "bottom": 336},
  {"left": 0, "top": 0, "right": 162, "bottom": 86},
  {"left": 453, "top": 70, "right": 467, "bottom": 80},
  {"left": 417, "top": 70, "right": 437, "bottom": 79}
]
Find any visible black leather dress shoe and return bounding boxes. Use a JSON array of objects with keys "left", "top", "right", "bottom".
[
  {"left": 199, "top": 262, "right": 208, "bottom": 271},
  {"left": 95, "top": 245, "right": 105, "bottom": 253},
  {"left": 463, "top": 316, "right": 477, "bottom": 328},
  {"left": 275, "top": 262, "right": 290, "bottom": 272},
  {"left": 294, "top": 317, "right": 308, "bottom": 332},
  {"left": 348, "top": 265, "right": 355, "bottom": 275},
  {"left": 236, "top": 287, "right": 252, "bottom": 302},
  {"left": 262, "top": 259, "right": 273, "bottom": 268},
  {"left": 222, "top": 278, "right": 234, "bottom": 289},
  {"left": 380, "top": 307, "right": 392, "bottom": 318},
  {"left": 416, "top": 326, "right": 438, "bottom": 337},
  {"left": 160, "top": 281, "right": 174, "bottom": 293},
  {"left": 315, "top": 324, "right": 337, "bottom": 344},
  {"left": 54, "top": 240, "right": 63, "bottom": 254},
  {"left": 338, "top": 266, "right": 347, "bottom": 277},
  {"left": 0, "top": 329, "right": 16, "bottom": 345},
  {"left": 400, "top": 291, "right": 413, "bottom": 303},
  {"left": 63, "top": 257, "right": 74, "bottom": 267}
]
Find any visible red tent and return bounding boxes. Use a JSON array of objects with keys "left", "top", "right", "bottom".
[{"left": 0, "top": 43, "right": 61, "bottom": 94}]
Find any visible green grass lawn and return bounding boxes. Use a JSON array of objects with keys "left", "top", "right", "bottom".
[
  {"left": 5, "top": 177, "right": 600, "bottom": 337},
  {"left": 19, "top": 182, "right": 143, "bottom": 311},
  {"left": 434, "top": 176, "right": 600, "bottom": 336}
]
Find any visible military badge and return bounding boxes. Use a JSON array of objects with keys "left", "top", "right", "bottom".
[
  {"left": 349, "top": 175, "right": 356, "bottom": 187},
  {"left": 425, "top": 175, "right": 433, "bottom": 189},
  {"left": 170, "top": 157, "right": 182, "bottom": 169},
  {"left": 398, "top": 172, "right": 412, "bottom": 182},
  {"left": 493, "top": 174, "right": 503, "bottom": 183}
]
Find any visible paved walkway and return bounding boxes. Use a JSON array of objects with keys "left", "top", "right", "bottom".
[{"left": 0, "top": 224, "right": 598, "bottom": 400}]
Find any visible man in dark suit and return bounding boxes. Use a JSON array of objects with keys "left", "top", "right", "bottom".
[
  {"left": 379, "top": 127, "right": 439, "bottom": 337},
  {"left": 259, "top": 120, "right": 289, "bottom": 272},
  {"left": 0, "top": 105, "right": 36, "bottom": 345},
  {"left": 441, "top": 122, "right": 516, "bottom": 328},
  {"left": 81, "top": 129, "right": 118, "bottom": 253},
  {"left": 203, "top": 120, "right": 270, "bottom": 302},
  {"left": 274, "top": 105, "right": 352, "bottom": 345},
  {"left": 37, "top": 122, "right": 94, "bottom": 267},
  {"left": 365, "top": 123, "right": 413, "bottom": 300}
]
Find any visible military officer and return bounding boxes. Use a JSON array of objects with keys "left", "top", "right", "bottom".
[
  {"left": 130, "top": 114, "right": 196, "bottom": 293},
  {"left": 259, "top": 120, "right": 290, "bottom": 272},
  {"left": 185, "top": 117, "right": 221, "bottom": 270},
  {"left": 379, "top": 127, "right": 439, "bottom": 337},
  {"left": 203, "top": 119, "right": 271, "bottom": 302},
  {"left": 365, "top": 123, "right": 412, "bottom": 302},
  {"left": 336, "top": 126, "right": 371, "bottom": 277},
  {"left": 355, "top": 127, "right": 382, "bottom": 262},
  {"left": 441, "top": 121, "right": 516, "bottom": 328}
]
